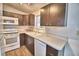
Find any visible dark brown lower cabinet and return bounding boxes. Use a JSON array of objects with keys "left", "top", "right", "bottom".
[
  {"left": 25, "top": 35, "right": 34, "bottom": 55},
  {"left": 46, "top": 45, "right": 58, "bottom": 56},
  {"left": 20, "top": 33, "right": 26, "bottom": 46},
  {"left": 20, "top": 33, "right": 34, "bottom": 55}
]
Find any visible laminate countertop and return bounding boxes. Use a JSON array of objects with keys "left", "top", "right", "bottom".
[{"left": 18, "top": 29, "right": 67, "bottom": 50}]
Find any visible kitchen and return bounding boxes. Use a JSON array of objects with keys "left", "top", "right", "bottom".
[{"left": 0, "top": 3, "right": 79, "bottom": 56}]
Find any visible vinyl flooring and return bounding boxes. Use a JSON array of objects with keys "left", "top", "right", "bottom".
[{"left": 5, "top": 46, "right": 33, "bottom": 56}]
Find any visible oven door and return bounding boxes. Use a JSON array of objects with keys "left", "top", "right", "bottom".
[
  {"left": 4, "top": 32, "right": 20, "bottom": 51},
  {"left": 4, "top": 33, "right": 19, "bottom": 46}
]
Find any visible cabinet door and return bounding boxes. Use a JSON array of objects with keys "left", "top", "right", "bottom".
[
  {"left": 29, "top": 14, "right": 35, "bottom": 26},
  {"left": 50, "top": 3, "right": 66, "bottom": 26},
  {"left": 41, "top": 4, "right": 50, "bottom": 26},
  {"left": 18, "top": 15, "right": 23, "bottom": 26},
  {"left": 25, "top": 35, "right": 34, "bottom": 55},
  {"left": 46, "top": 45, "right": 58, "bottom": 56},
  {"left": 20, "top": 33, "right": 25, "bottom": 46},
  {"left": 22, "top": 15, "right": 29, "bottom": 25}
]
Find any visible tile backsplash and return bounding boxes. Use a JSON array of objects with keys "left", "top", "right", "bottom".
[
  {"left": 19, "top": 26, "right": 79, "bottom": 40},
  {"left": 45, "top": 26, "right": 68, "bottom": 38},
  {"left": 44, "top": 26, "right": 79, "bottom": 40}
]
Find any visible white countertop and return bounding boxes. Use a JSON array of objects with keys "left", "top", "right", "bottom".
[{"left": 18, "top": 29, "right": 67, "bottom": 50}]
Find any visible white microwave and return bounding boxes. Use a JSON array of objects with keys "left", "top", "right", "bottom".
[
  {"left": 2, "top": 16, "right": 18, "bottom": 32},
  {"left": 2, "top": 16, "right": 18, "bottom": 25}
]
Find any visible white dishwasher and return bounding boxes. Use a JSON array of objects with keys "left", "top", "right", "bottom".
[{"left": 35, "top": 39, "right": 46, "bottom": 56}]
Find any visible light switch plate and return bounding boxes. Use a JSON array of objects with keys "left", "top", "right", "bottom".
[{"left": 76, "top": 30, "right": 79, "bottom": 36}]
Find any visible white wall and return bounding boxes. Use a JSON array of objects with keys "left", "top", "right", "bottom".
[{"left": 35, "top": 15, "right": 40, "bottom": 28}]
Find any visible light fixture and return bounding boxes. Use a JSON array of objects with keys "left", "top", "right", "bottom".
[{"left": 40, "top": 9, "right": 44, "bottom": 12}]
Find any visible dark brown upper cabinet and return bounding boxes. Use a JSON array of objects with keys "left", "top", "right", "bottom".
[
  {"left": 41, "top": 3, "right": 66, "bottom": 26},
  {"left": 22, "top": 15, "right": 29, "bottom": 25},
  {"left": 41, "top": 4, "right": 50, "bottom": 26},
  {"left": 28, "top": 14, "right": 35, "bottom": 26}
]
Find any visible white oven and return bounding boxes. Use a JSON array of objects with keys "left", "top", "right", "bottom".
[{"left": 4, "top": 32, "right": 20, "bottom": 51}]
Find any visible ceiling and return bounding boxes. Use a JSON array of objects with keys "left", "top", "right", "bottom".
[{"left": 4, "top": 3, "right": 48, "bottom": 13}]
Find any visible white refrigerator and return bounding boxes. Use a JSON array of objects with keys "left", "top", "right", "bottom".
[{"left": 64, "top": 3, "right": 79, "bottom": 56}]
